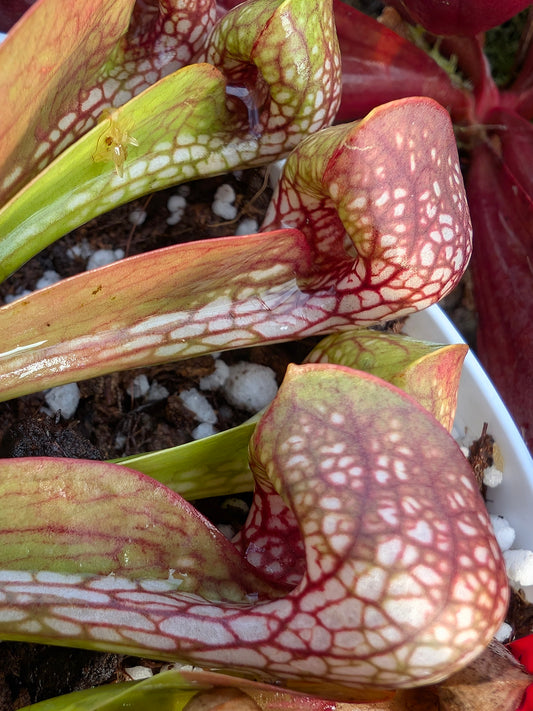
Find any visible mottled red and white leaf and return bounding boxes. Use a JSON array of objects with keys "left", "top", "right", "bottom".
[
  {"left": 114, "top": 329, "right": 466, "bottom": 502},
  {"left": 200, "top": 0, "right": 341, "bottom": 141},
  {"left": 0, "top": 364, "right": 508, "bottom": 691},
  {"left": 0, "top": 229, "right": 312, "bottom": 399},
  {"left": 0, "top": 98, "right": 471, "bottom": 400},
  {"left": 263, "top": 96, "right": 472, "bottom": 320},
  {"left": 113, "top": 328, "right": 466, "bottom": 508}
]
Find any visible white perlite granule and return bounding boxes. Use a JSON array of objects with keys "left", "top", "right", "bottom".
[
  {"left": 36, "top": 270, "right": 61, "bottom": 290},
  {"left": 212, "top": 183, "right": 237, "bottom": 220},
  {"left": 86, "top": 248, "right": 124, "bottom": 270},
  {"left": 483, "top": 464, "right": 504, "bottom": 488},
  {"left": 503, "top": 549, "right": 533, "bottom": 587},
  {"left": 124, "top": 666, "right": 153, "bottom": 680},
  {"left": 166, "top": 194, "right": 187, "bottom": 225},
  {"left": 44, "top": 383, "right": 81, "bottom": 419},
  {"left": 128, "top": 209, "right": 147, "bottom": 226},
  {"left": 67, "top": 239, "right": 93, "bottom": 260},
  {"left": 222, "top": 362, "right": 278, "bottom": 412},
  {"left": 4, "top": 290, "right": 32, "bottom": 304},
  {"left": 200, "top": 359, "right": 230, "bottom": 391},
  {"left": 235, "top": 218, "right": 258, "bottom": 236},
  {"left": 146, "top": 381, "right": 170, "bottom": 402},
  {"left": 494, "top": 621, "right": 513, "bottom": 643},
  {"left": 489, "top": 514, "right": 516, "bottom": 552},
  {"left": 179, "top": 388, "right": 217, "bottom": 424},
  {"left": 192, "top": 422, "right": 218, "bottom": 440},
  {"left": 127, "top": 374, "right": 150, "bottom": 399}
]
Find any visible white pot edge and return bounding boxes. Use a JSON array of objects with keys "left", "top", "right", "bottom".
[{"left": 405, "top": 304, "right": 533, "bottom": 600}]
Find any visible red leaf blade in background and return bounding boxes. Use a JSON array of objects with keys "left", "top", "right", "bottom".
[
  {"left": 467, "top": 111, "right": 533, "bottom": 450},
  {"left": 389, "top": 0, "right": 532, "bottom": 37},
  {"left": 332, "top": 0, "right": 472, "bottom": 124}
]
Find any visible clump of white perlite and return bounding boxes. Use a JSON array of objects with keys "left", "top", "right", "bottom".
[
  {"left": 171, "top": 356, "right": 279, "bottom": 441},
  {"left": 211, "top": 183, "right": 237, "bottom": 221}
]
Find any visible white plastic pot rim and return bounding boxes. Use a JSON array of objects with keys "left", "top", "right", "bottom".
[{"left": 405, "top": 304, "right": 533, "bottom": 600}]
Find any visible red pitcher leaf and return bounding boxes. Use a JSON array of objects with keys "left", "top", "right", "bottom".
[
  {"left": 436, "top": 34, "right": 492, "bottom": 100},
  {"left": 0, "top": 456, "right": 282, "bottom": 602},
  {"left": 0, "top": 0, "right": 217, "bottom": 205},
  {"left": 263, "top": 97, "right": 472, "bottom": 321},
  {"left": 388, "top": 0, "right": 532, "bottom": 37},
  {"left": 245, "top": 363, "right": 508, "bottom": 686},
  {"left": 485, "top": 108, "right": 533, "bottom": 198},
  {"left": 305, "top": 330, "right": 467, "bottom": 431},
  {"left": 0, "top": 364, "right": 508, "bottom": 689},
  {"left": 200, "top": 0, "right": 341, "bottom": 142},
  {"left": 467, "top": 124, "right": 533, "bottom": 450},
  {"left": 332, "top": 1, "right": 472, "bottom": 125},
  {"left": 0, "top": 0, "right": 341, "bottom": 279},
  {"left": 507, "top": 19, "right": 533, "bottom": 119}
]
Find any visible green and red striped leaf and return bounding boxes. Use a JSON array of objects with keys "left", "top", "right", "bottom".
[
  {"left": 0, "top": 456, "right": 282, "bottom": 601},
  {"left": 17, "top": 666, "right": 393, "bottom": 709},
  {"left": 0, "top": 0, "right": 218, "bottom": 205},
  {"left": 306, "top": 329, "right": 467, "bottom": 431},
  {"left": 0, "top": 228, "right": 313, "bottom": 399}
]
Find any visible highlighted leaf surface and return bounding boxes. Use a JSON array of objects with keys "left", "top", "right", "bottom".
[{"left": 0, "top": 457, "right": 281, "bottom": 601}]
